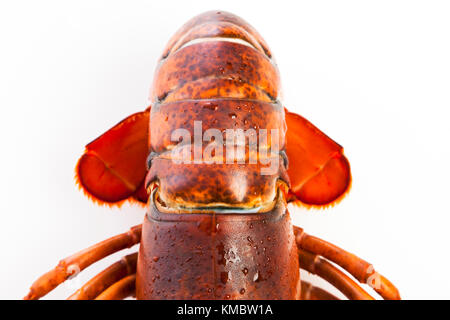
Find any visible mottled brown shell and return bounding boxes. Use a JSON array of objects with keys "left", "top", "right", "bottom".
[
  {"left": 136, "top": 192, "right": 300, "bottom": 299},
  {"left": 147, "top": 11, "right": 286, "bottom": 211}
]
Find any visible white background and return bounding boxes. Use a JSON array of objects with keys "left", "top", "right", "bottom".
[{"left": 1, "top": 1, "right": 449, "bottom": 300}]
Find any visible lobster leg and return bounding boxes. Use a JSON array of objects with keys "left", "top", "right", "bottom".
[
  {"left": 294, "top": 226, "right": 400, "bottom": 300},
  {"left": 68, "top": 252, "right": 137, "bottom": 300},
  {"left": 95, "top": 274, "right": 136, "bottom": 300},
  {"left": 300, "top": 281, "right": 339, "bottom": 300},
  {"left": 299, "top": 248, "right": 375, "bottom": 300},
  {"left": 24, "top": 225, "right": 142, "bottom": 300}
]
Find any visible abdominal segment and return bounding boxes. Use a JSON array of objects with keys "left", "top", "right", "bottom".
[
  {"left": 147, "top": 12, "right": 286, "bottom": 212},
  {"left": 147, "top": 96, "right": 288, "bottom": 211}
]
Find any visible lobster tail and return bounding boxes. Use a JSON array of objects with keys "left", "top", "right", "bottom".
[
  {"left": 75, "top": 11, "right": 351, "bottom": 210},
  {"left": 146, "top": 11, "right": 287, "bottom": 211}
]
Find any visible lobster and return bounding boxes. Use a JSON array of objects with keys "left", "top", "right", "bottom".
[{"left": 25, "top": 11, "right": 400, "bottom": 300}]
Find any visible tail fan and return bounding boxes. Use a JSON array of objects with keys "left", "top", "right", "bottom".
[{"left": 76, "top": 108, "right": 150, "bottom": 206}]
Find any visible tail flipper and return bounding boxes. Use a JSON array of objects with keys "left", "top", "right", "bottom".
[
  {"left": 76, "top": 108, "right": 150, "bottom": 206},
  {"left": 285, "top": 109, "right": 351, "bottom": 207}
]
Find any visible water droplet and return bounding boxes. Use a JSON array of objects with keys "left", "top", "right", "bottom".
[
  {"left": 240, "top": 288, "right": 246, "bottom": 294},
  {"left": 203, "top": 103, "right": 218, "bottom": 111},
  {"left": 253, "top": 272, "right": 259, "bottom": 282},
  {"left": 229, "top": 113, "right": 237, "bottom": 119},
  {"left": 152, "top": 256, "right": 160, "bottom": 262},
  {"left": 242, "top": 268, "right": 249, "bottom": 275}
]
